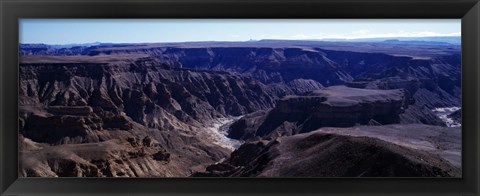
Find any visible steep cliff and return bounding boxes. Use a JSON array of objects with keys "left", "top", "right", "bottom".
[
  {"left": 21, "top": 43, "right": 461, "bottom": 113},
  {"left": 228, "top": 86, "right": 410, "bottom": 140},
  {"left": 18, "top": 58, "right": 298, "bottom": 177}
]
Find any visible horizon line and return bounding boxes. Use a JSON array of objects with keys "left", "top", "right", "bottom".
[{"left": 20, "top": 35, "right": 461, "bottom": 45}]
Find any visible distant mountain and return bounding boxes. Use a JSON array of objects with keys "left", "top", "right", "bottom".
[
  {"left": 318, "top": 36, "right": 461, "bottom": 45},
  {"left": 20, "top": 42, "right": 102, "bottom": 49},
  {"left": 381, "top": 39, "right": 454, "bottom": 45},
  {"left": 48, "top": 42, "right": 103, "bottom": 49}
]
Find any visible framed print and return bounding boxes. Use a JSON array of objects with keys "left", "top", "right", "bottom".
[
  {"left": 16, "top": 18, "right": 464, "bottom": 178},
  {"left": 1, "top": 0, "right": 479, "bottom": 195}
]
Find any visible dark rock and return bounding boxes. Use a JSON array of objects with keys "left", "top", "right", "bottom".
[
  {"left": 286, "top": 79, "right": 324, "bottom": 94},
  {"left": 346, "top": 77, "right": 455, "bottom": 126},
  {"left": 152, "top": 150, "right": 171, "bottom": 162},
  {"left": 227, "top": 110, "right": 268, "bottom": 139},
  {"left": 47, "top": 157, "right": 102, "bottom": 177},
  {"left": 127, "top": 137, "right": 140, "bottom": 147},
  {"left": 229, "top": 86, "right": 409, "bottom": 140},
  {"left": 46, "top": 106, "right": 93, "bottom": 116},
  {"left": 206, "top": 163, "right": 236, "bottom": 172},
  {"left": 198, "top": 127, "right": 461, "bottom": 177},
  {"left": 399, "top": 104, "right": 446, "bottom": 126},
  {"left": 19, "top": 63, "right": 280, "bottom": 129},
  {"left": 142, "top": 136, "right": 153, "bottom": 147},
  {"left": 101, "top": 113, "right": 132, "bottom": 130},
  {"left": 128, "top": 148, "right": 147, "bottom": 158},
  {"left": 24, "top": 114, "right": 91, "bottom": 144}
]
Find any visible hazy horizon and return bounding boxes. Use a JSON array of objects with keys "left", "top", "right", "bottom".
[
  {"left": 20, "top": 19, "right": 460, "bottom": 45},
  {"left": 20, "top": 36, "right": 462, "bottom": 46}
]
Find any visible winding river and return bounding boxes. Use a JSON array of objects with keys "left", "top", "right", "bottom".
[{"left": 202, "top": 116, "right": 243, "bottom": 151}]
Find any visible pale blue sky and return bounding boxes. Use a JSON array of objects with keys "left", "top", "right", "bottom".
[{"left": 20, "top": 19, "right": 461, "bottom": 45}]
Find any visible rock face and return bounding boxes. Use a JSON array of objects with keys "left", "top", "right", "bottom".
[
  {"left": 18, "top": 56, "right": 325, "bottom": 177},
  {"left": 286, "top": 79, "right": 325, "bottom": 94},
  {"left": 19, "top": 135, "right": 188, "bottom": 177},
  {"left": 20, "top": 43, "right": 461, "bottom": 116},
  {"left": 354, "top": 76, "right": 459, "bottom": 108},
  {"left": 228, "top": 86, "right": 409, "bottom": 140},
  {"left": 196, "top": 124, "right": 461, "bottom": 177},
  {"left": 19, "top": 61, "right": 279, "bottom": 129},
  {"left": 346, "top": 76, "right": 455, "bottom": 126},
  {"left": 18, "top": 60, "right": 286, "bottom": 177},
  {"left": 21, "top": 42, "right": 461, "bottom": 92}
]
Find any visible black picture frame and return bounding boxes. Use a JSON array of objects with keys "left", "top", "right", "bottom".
[{"left": 1, "top": 0, "right": 479, "bottom": 195}]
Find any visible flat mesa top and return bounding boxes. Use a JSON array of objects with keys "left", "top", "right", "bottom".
[
  {"left": 20, "top": 54, "right": 149, "bottom": 64},
  {"left": 19, "top": 40, "right": 461, "bottom": 64},
  {"left": 90, "top": 41, "right": 460, "bottom": 58},
  {"left": 282, "top": 85, "right": 406, "bottom": 107},
  {"left": 309, "top": 85, "right": 404, "bottom": 98}
]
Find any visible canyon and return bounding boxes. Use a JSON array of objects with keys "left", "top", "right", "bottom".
[{"left": 19, "top": 40, "right": 461, "bottom": 177}]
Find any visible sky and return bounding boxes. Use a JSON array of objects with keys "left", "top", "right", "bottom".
[{"left": 19, "top": 19, "right": 461, "bottom": 45}]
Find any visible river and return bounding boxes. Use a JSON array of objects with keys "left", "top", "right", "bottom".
[
  {"left": 432, "top": 107, "right": 461, "bottom": 127},
  {"left": 202, "top": 116, "right": 243, "bottom": 151}
]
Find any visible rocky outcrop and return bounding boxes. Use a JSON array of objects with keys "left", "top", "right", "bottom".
[
  {"left": 23, "top": 113, "right": 101, "bottom": 144},
  {"left": 19, "top": 135, "right": 184, "bottom": 177},
  {"left": 346, "top": 76, "right": 458, "bottom": 126},
  {"left": 18, "top": 60, "right": 284, "bottom": 176},
  {"left": 228, "top": 86, "right": 409, "bottom": 140},
  {"left": 286, "top": 79, "right": 324, "bottom": 94},
  {"left": 228, "top": 110, "right": 270, "bottom": 140},
  {"left": 21, "top": 43, "right": 460, "bottom": 90},
  {"left": 399, "top": 104, "right": 446, "bottom": 126},
  {"left": 350, "top": 76, "right": 460, "bottom": 109},
  {"left": 196, "top": 124, "right": 461, "bottom": 177},
  {"left": 118, "top": 45, "right": 459, "bottom": 96},
  {"left": 20, "top": 43, "right": 461, "bottom": 120},
  {"left": 46, "top": 106, "right": 94, "bottom": 116},
  {"left": 114, "top": 45, "right": 459, "bottom": 120},
  {"left": 18, "top": 56, "right": 324, "bottom": 177},
  {"left": 19, "top": 61, "right": 280, "bottom": 129}
]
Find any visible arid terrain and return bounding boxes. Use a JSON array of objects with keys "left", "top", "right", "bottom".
[{"left": 19, "top": 39, "right": 461, "bottom": 177}]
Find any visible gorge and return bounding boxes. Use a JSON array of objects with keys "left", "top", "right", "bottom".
[{"left": 19, "top": 40, "right": 461, "bottom": 177}]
